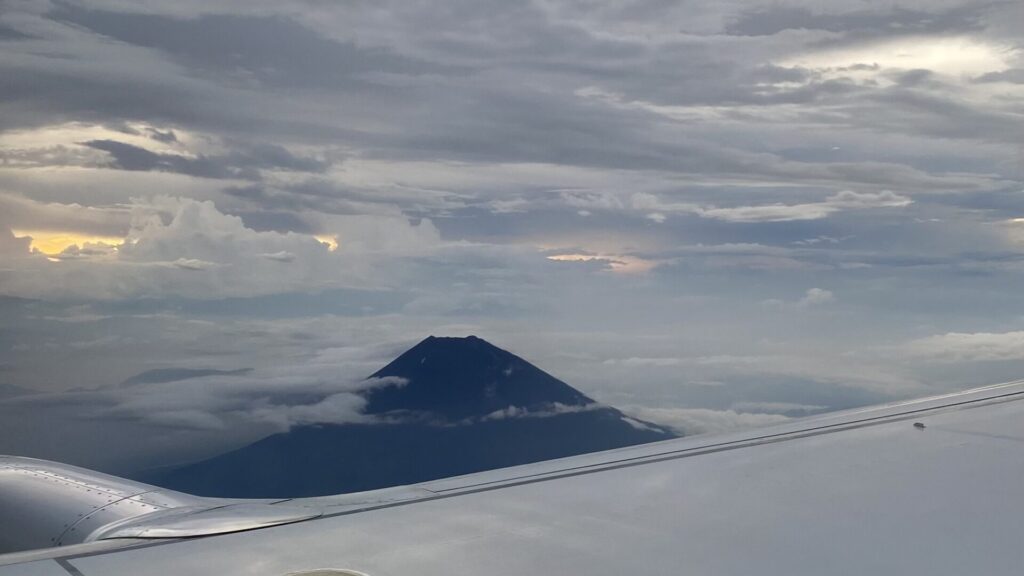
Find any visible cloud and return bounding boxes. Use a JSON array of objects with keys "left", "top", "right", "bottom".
[
  {"left": 698, "top": 191, "right": 912, "bottom": 223},
  {"left": 473, "top": 401, "right": 604, "bottom": 423},
  {"left": 82, "top": 139, "right": 328, "bottom": 179},
  {"left": 50, "top": 6, "right": 454, "bottom": 91},
  {"left": 169, "top": 258, "right": 216, "bottom": 271},
  {"left": 119, "top": 367, "right": 253, "bottom": 387},
  {"left": 0, "top": 192, "right": 131, "bottom": 238},
  {"left": 798, "top": 287, "right": 835, "bottom": 307},
  {"left": 903, "top": 331, "right": 1024, "bottom": 362},
  {"left": 0, "top": 227, "right": 31, "bottom": 256},
  {"left": 0, "top": 195, "right": 443, "bottom": 300},
  {"left": 621, "top": 406, "right": 791, "bottom": 436},
  {"left": 244, "top": 392, "right": 372, "bottom": 430},
  {"left": 600, "top": 349, "right": 921, "bottom": 397},
  {"left": 976, "top": 68, "right": 1024, "bottom": 84},
  {"left": 12, "top": 364, "right": 409, "bottom": 432},
  {"left": 626, "top": 190, "right": 913, "bottom": 224},
  {"left": 605, "top": 357, "right": 685, "bottom": 368},
  {"left": 261, "top": 251, "right": 296, "bottom": 262},
  {"left": 730, "top": 401, "right": 828, "bottom": 416},
  {"left": 726, "top": 5, "right": 986, "bottom": 38}
]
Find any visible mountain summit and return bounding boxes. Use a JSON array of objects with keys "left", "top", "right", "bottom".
[
  {"left": 146, "top": 336, "right": 676, "bottom": 497},
  {"left": 365, "top": 335, "right": 593, "bottom": 420}
]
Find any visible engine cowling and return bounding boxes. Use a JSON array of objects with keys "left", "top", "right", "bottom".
[
  {"left": 0, "top": 456, "right": 206, "bottom": 553},
  {"left": 0, "top": 456, "right": 321, "bottom": 556}
]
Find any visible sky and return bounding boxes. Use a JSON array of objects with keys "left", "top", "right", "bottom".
[{"left": 1, "top": 0, "right": 1023, "bottom": 472}]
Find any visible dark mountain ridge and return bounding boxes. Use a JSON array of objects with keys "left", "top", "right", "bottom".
[
  {"left": 365, "top": 335, "right": 593, "bottom": 420},
  {"left": 145, "top": 336, "right": 676, "bottom": 497}
]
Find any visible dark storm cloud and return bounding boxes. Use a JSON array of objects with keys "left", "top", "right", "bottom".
[
  {"left": 118, "top": 367, "right": 253, "bottom": 388},
  {"left": 49, "top": 4, "right": 459, "bottom": 89},
  {"left": 83, "top": 139, "right": 236, "bottom": 177},
  {"left": 0, "top": 0, "right": 1007, "bottom": 191},
  {"left": 861, "top": 88, "right": 1024, "bottom": 144},
  {"left": 0, "top": 23, "right": 31, "bottom": 40},
  {"left": 223, "top": 183, "right": 405, "bottom": 217},
  {"left": 366, "top": 82, "right": 905, "bottom": 187},
  {"left": 0, "top": 21, "right": 382, "bottom": 140},
  {"left": 890, "top": 69, "right": 937, "bottom": 88},
  {"left": 726, "top": 4, "right": 987, "bottom": 37},
  {"left": 146, "top": 127, "right": 178, "bottom": 143},
  {"left": 82, "top": 139, "right": 328, "bottom": 179},
  {"left": 0, "top": 61, "right": 244, "bottom": 133},
  {"left": 234, "top": 142, "right": 328, "bottom": 172},
  {"left": 0, "top": 384, "right": 31, "bottom": 398},
  {"left": 597, "top": 58, "right": 864, "bottom": 107},
  {"left": 976, "top": 68, "right": 1024, "bottom": 83},
  {"left": 939, "top": 189, "right": 1024, "bottom": 214}
]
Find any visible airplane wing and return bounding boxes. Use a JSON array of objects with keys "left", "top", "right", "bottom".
[{"left": 3, "top": 380, "right": 1024, "bottom": 575}]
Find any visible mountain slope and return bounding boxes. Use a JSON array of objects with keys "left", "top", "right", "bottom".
[{"left": 146, "top": 336, "right": 676, "bottom": 497}]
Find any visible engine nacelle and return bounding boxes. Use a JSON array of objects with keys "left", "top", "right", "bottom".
[
  {"left": 0, "top": 456, "right": 322, "bottom": 556},
  {"left": 0, "top": 456, "right": 205, "bottom": 554}
]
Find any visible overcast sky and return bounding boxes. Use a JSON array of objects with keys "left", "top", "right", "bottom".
[{"left": 1, "top": 0, "right": 1023, "bottom": 471}]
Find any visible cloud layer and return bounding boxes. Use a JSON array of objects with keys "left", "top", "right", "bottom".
[{"left": 1, "top": 0, "right": 1023, "bottom": 470}]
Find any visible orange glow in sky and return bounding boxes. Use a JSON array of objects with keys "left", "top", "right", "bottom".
[
  {"left": 11, "top": 229, "right": 124, "bottom": 256},
  {"left": 315, "top": 235, "right": 340, "bottom": 251}
]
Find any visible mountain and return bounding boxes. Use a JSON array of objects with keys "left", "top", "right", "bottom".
[
  {"left": 365, "top": 335, "right": 594, "bottom": 419},
  {"left": 145, "top": 336, "right": 677, "bottom": 498}
]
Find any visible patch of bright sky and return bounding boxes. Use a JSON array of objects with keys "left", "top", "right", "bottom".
[
  {"left": 574, "top": 86, "right": 828, "bottom": 128},
  {"left": 0, "top": 122, "right": 189, "bottom": 153},
  {"left": 546, "top": 253, "right": 656, "bottom": 274},
  {"left": 781, "top": 35, "right": 1017, "bottom": 77},
  {"left": 315, "top": 235, "right": 339, "bottom": 251},
  {"left": 11, "top": 229, "right": 124, "bottom": 255}
]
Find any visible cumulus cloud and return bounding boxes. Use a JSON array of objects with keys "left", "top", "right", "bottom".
[
  {"left": 799, "top": 288, "right": 835, "bottom": 307},
  {"left": 0, "top": 192, "right": 131, "bottom": 237},
  {"left": 0, "top": 195, "right": 442, "bottom": 300}
]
